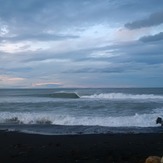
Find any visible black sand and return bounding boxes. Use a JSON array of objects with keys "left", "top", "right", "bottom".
[{"left": 0, "top": 131, "right": 163, "bottom": 162}]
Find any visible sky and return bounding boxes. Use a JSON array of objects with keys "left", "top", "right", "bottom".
[{"left": 0, "top": 0, "right": 163, "bottom": 88}]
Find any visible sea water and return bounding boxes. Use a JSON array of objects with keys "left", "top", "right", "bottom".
[{"left": 0, "top": 88, "right": 163, "bottom": 135}]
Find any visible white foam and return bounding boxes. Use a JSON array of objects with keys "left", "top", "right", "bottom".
[
  {"left": 0, "top": 110, "right": 162, "bottom": 127},
  {"left": 81, "top": 93, "right": 163, "bottom": 101}
]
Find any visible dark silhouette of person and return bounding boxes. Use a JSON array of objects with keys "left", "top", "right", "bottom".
[{"left": 156, "top": 117, "right": 163, "bottom": 126}]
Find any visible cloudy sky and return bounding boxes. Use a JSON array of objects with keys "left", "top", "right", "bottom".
[{"left": 0, "top": 0, "right": 163, "bottom": 88}]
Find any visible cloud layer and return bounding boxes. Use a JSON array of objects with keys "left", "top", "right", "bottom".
[{"left": 0, "top": 0, "right": 163, "bottom": 88}]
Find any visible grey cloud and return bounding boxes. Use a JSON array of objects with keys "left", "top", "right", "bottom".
[
  {"left": 120, "top": 41, "right": 163, "bottom": 65},
  {"left": 2, "top": 1, "right": 163, "bottom": 36},
  {"left": 22, "top": 48, "right": 94, "bottom": 63},
  {"left": 64, "top": 67, "right": 125, "bottom": 74},
  {"left": 139, "top": 32, "right": 163, "bottom": 42},
  {"left": 34, "top": 83, "right": 63, "bottom": 88},
  {"left": 0, "top": 33, "right": 79, "bottom": 42},
  {"left": 0, "top": 0, "right": 163, "bottom": 87},
  {"left": 5, "top": 67, "right": 33, "bottom": 73},
  {"left": 1, "top": 0, "right": 118, "bottom": 41},
  {"left": 21, "top": 39, "right": 163, "bottom": 67},
  {"left": 1, "top": 39, "right": 162, "bottom": 87},
  {"left": 1, "top": 0, "right": 162, "bottom": 34},
  {"left": 125, "top": 11, "right": 163, "bottom": 29}
]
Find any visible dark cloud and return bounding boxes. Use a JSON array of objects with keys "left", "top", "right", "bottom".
[
  {"left": 125, "top": 11, "right": 163, "bottom": 29},
  {"left": 139, "top": 32, "right": 163, "bottom": 42}
]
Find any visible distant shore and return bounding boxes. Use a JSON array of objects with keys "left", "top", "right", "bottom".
[{"left": 0, "top": 131, "right": 163, "bottom": 162}]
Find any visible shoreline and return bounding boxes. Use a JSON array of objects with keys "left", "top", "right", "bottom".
[
  {"left": 0, "top": 131, "right": 163, "bottom": 162},
  {"left": 0, "top": 124, "right": 162, "bottom": 136}
]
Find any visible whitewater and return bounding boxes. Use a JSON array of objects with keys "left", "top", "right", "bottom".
[{"left": 0, "top": 88, "right": 163, "bottom": 135}]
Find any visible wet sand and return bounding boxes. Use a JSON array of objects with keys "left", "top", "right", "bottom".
[{"left": 0, "top": 131, "right": 163, "bottom": 162}]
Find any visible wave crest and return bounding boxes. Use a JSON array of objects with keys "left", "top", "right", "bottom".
[
  {"left": 50, "top": 92, "right": 80, "bottom": 99},
  {"left": 81, "top": 93, "right": 163, "bottom": 101}
]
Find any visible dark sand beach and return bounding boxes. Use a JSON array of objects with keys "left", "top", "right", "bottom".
[{"left": 0, "top": 131, "right": 163, "bottom": 163}]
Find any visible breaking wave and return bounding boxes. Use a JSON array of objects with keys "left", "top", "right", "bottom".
[
  {"left": 50, "top": 92, "right": 80, "bottom": 99},
  {"left": 0, "top": 110, "right": 162, "bottom": 127},
  {"left": 12, "top": 91, "right": 163, "bottom": 101},
  {"left": 81, "top": 93, "right": 163, "bottom": 101}
]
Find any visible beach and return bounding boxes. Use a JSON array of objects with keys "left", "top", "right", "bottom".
[{"left": 0, "top": 131, "right": 163, "bottom": 163}]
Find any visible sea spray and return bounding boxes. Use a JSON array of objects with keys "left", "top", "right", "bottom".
[{"left": 0, "top": 111, "right": 161, "bottom": 127}]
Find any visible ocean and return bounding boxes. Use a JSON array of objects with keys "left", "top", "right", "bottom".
[{"left": 0, "top": 88, "right": 163, "bottom": 135}]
